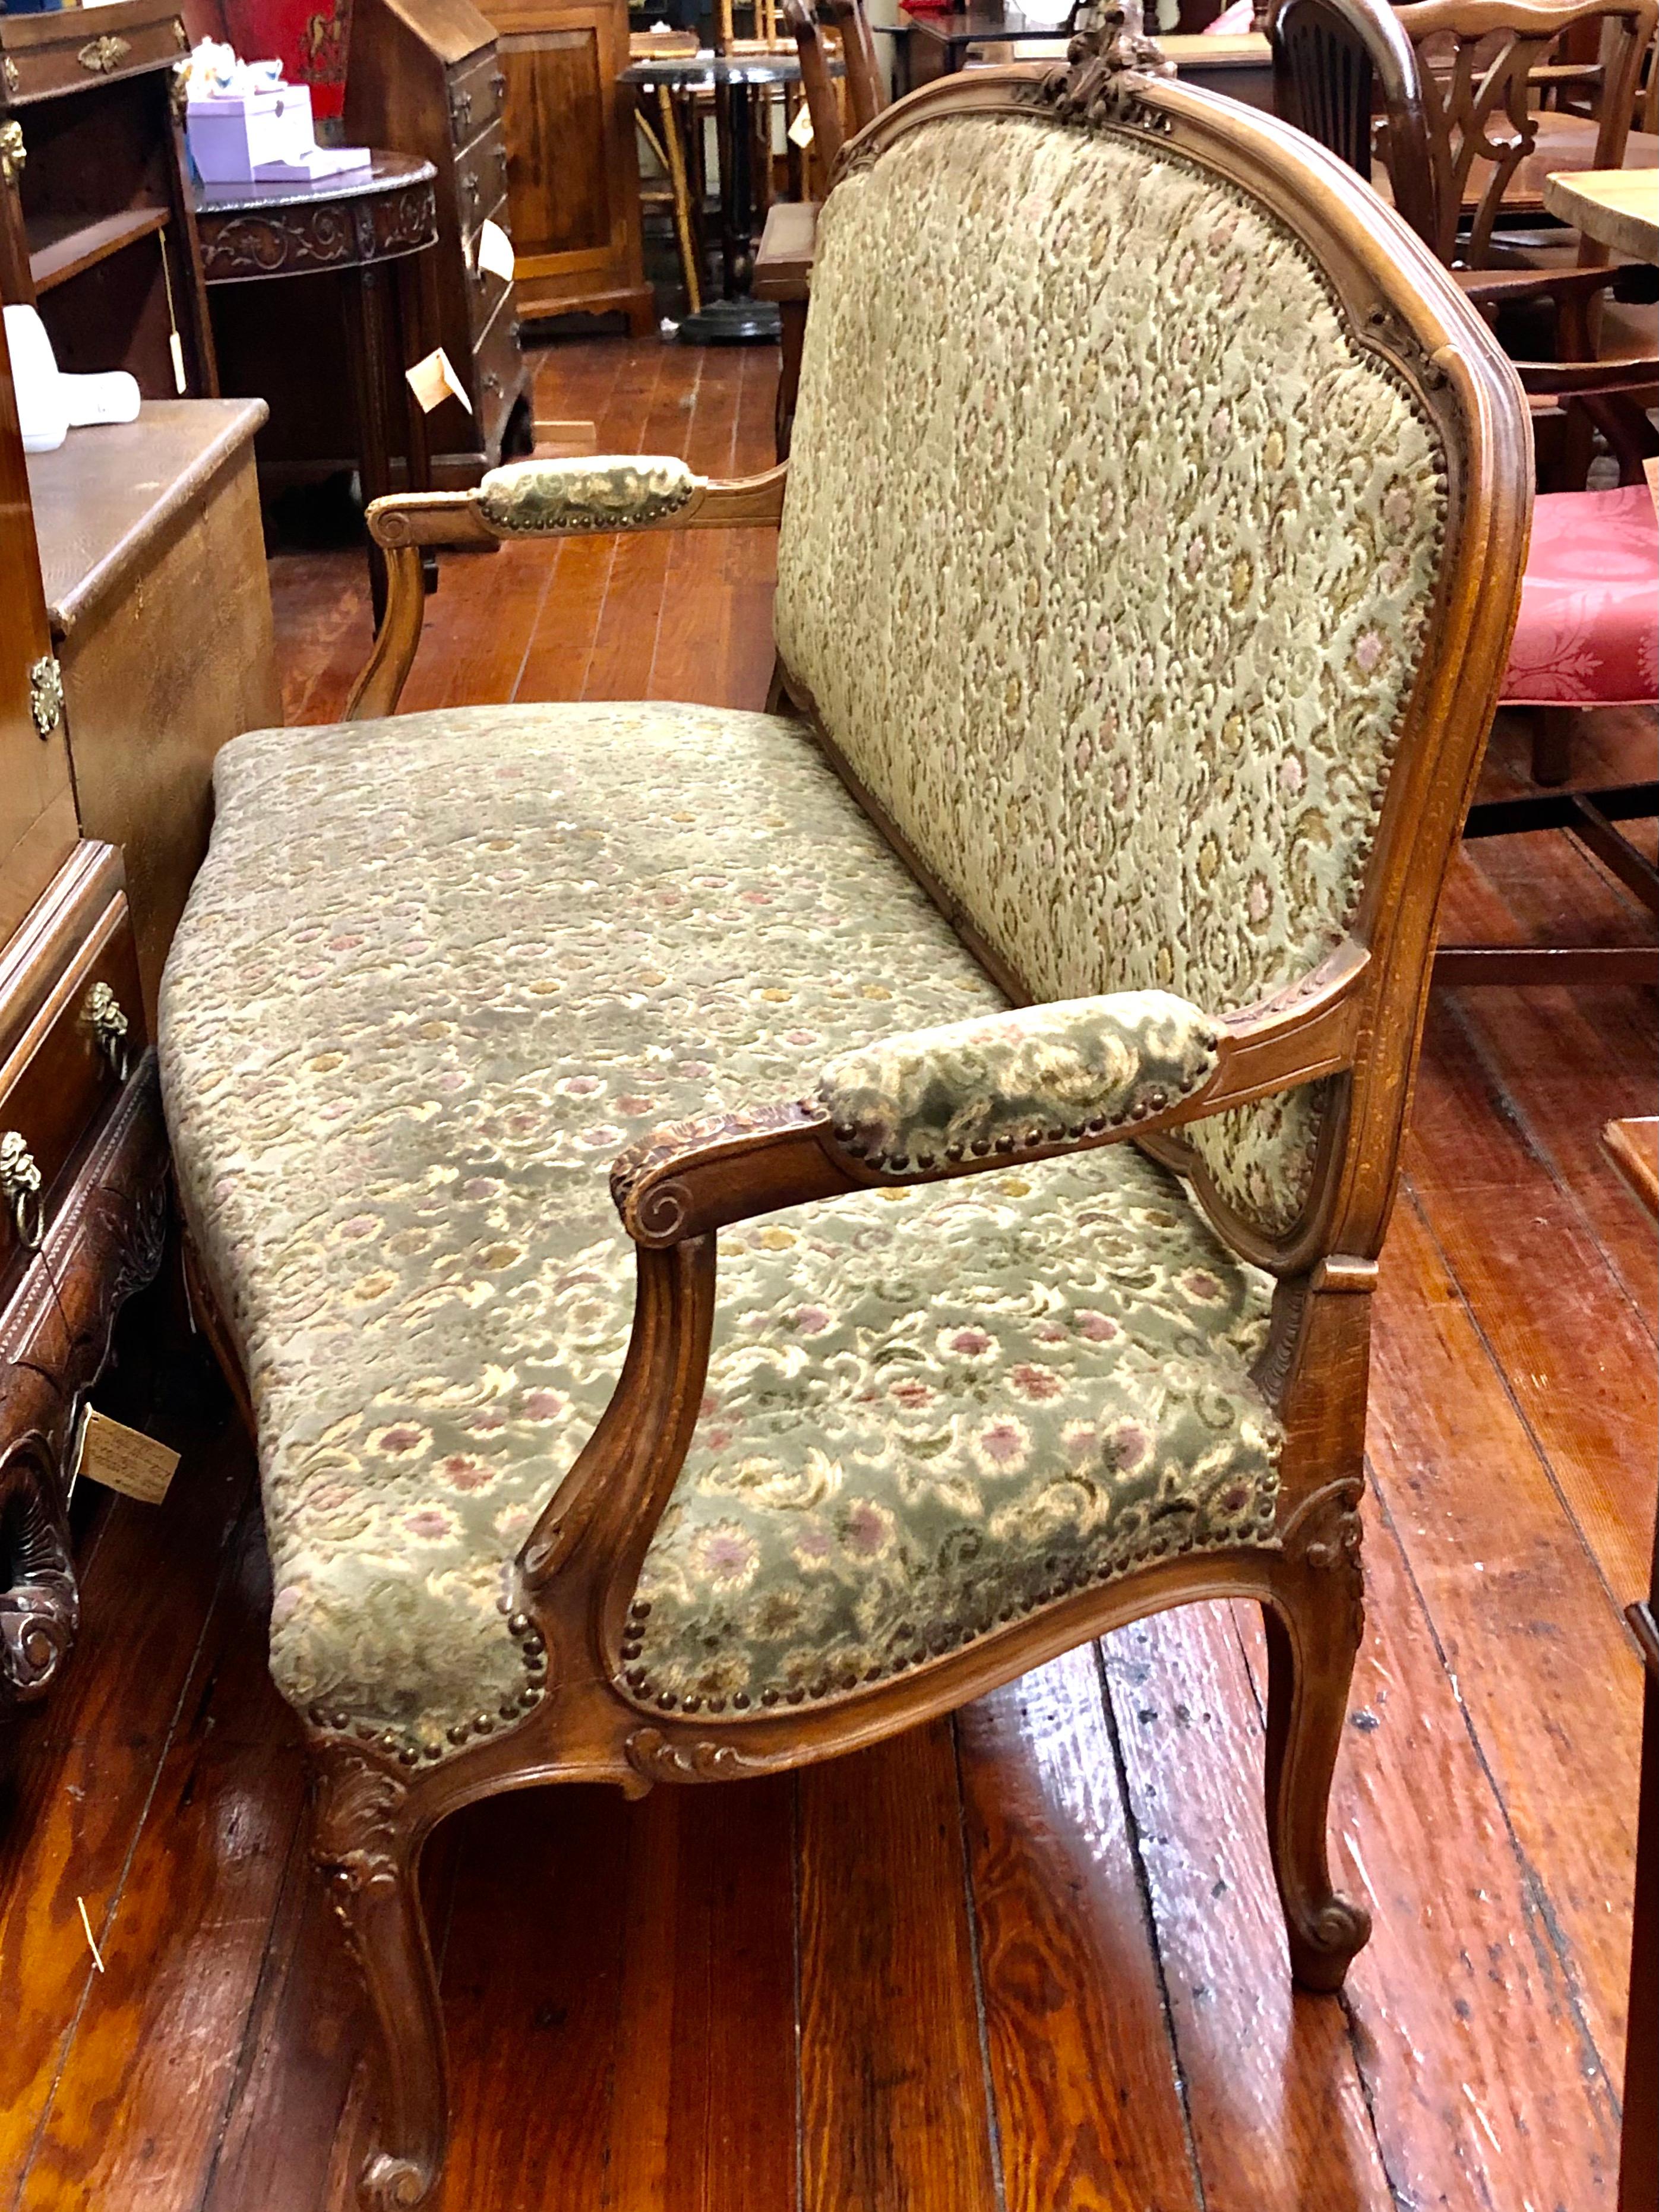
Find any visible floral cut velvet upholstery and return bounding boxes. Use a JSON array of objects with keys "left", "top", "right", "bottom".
[
  {"left": 816, "top": 992, "right": 1219, "bottom": 1168},
  {"left": 161, "top": 704, "right": 1279, "bottom": 1763},
  {"left": 775, "top": 112, "right": 1448, "bottom": 1235}
]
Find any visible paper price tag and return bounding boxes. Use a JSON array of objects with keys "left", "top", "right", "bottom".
[
  {"left": 787, "top": 102, "right": 815, "bottom": 149},
  {"left": 169, "top": 329, "right": 188, "bottom": 395},
  {"left": 75, "top": 1408, "right": 180, "bottom": 1507},
  {"left": 476, "top": 216, "right": 517, "bottom": 285},
  {"left": 405, "top": 346, "right": 475, "bottom": 417}
]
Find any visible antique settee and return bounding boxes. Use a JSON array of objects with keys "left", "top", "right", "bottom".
[{"left": 157, "top": 22, "right": 1531, "bottom": 2207}]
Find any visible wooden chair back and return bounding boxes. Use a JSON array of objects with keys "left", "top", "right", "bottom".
[
  {"left": 819, "top": 0, "right": 887, "bottom": 128},
  {"left": 1275, "top": 0, "right": 1658, "bottom": 265},
  {"left": 784, "top": 0, "right": 851, "bottom": 164}
]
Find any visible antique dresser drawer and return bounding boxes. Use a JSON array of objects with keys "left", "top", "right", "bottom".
[
  {"left": 473, "top": 289, "right": 522, "bottom": 451},
  {"left": 447, "top": 49, "right": 505, "bottom": 152},
  {"left": 1, "top": 3, "right": 188, "bottom": 105},
  {"left": 0, "top": 843, "right": 144, "bottom": 1273},
  {"left": 456, "top": 122, "right": 510, "bottom": 248}
]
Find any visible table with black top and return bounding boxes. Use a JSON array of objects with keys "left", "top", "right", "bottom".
[{"left": 620, "top": 50, "right": 805, "bottom": 343}]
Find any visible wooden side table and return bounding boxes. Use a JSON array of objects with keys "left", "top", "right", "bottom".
[{"left": 191, "top": 151, "right": 441, "bottom": 623}]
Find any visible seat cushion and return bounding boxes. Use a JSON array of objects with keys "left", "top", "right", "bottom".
[
  {"left": 160, "top": 700, "right": 1279, "bottom": 1764},
  {"left": 1502, "top": 484, "right": 1659, "bottom": 707}
]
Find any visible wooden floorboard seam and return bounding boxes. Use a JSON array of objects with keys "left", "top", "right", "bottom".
[
  {"left": 1366, "top": 1465, "right": 1623, "bottom": 2119},
  {"left": 1088, "top": 1633, "right": 1212, "bottom": 2212},
  {"left": 1399, "top": 1164, "right": 1637, "bottom": 1626},
  {"left": 949, "top": 1718, "right": 1011, "bottom": 2212},
  {"left": 10, "top": 1489, "right": 250, "bottom": 2212},
  {"left": 1442, "top": 987, "right": 1659, "bottom": 1350}
]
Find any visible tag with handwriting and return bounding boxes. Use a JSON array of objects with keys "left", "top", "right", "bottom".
[
  {"left": 75, "top": 1409, "right": 180, "bottom": 1506},
  {"left": 476, "top": 216, "right": 517, "bottom": 285},
  {"left": 405, "top": 346, "right": 474, "bottom": 416},
  {"left": 788, "top": 102, "right": 814, "bottom": 149}
]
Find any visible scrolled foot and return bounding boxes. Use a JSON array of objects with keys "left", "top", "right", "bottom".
[
  {"left": 360, "top": 2151, "right": 435, "bottom": 2210},
  {"left": 1287, "top": 1892, "right": 1372, "bottom": 1994}
]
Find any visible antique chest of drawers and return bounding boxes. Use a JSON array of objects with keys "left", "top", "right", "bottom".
[{"left": 346, "top": 0, "right": 532, "bottom": 485}]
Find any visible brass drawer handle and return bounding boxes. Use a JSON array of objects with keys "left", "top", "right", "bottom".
[
  {"left": 0, "top": 1132, "right": 45, "bottom": 1253},
  {"left": 78, "top": 34, "right": 131, "bottom": 74},
  {"left": 87, "top": 981, "right": 132, "bottom": 1082}
]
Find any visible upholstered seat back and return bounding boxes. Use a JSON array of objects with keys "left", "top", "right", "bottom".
[{"left": 773, "top": 103, "right": 1450, "bottom": 1238}]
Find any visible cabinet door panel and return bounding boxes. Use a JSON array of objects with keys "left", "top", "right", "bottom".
[{"left": 481, "top": 0, "right": 649, "bottom": 323}]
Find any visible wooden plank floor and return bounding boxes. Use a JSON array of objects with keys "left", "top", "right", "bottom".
[{"left": 1, "top": 336, "right": 1654, "bottom": 2212}]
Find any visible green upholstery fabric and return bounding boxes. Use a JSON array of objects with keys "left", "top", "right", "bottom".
[
  {"left": 776, "top": 113, "right": 1448, "bottom": 1236},
  {"left": 477, "top": 456, "right": 695, "bottom": 536},
  {"left": 817, "top": 991, "right": 1219, "bottom": 1168},
  {"left": 160, "top": 701, "right": 1278, "bottom": 1764},
  {"left": 628, "top": 1148, "right": 1276, "bottom": 1713}
]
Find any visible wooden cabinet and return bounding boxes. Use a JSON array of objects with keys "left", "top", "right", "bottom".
[
  {"left": 27, "top": 399, "right": 280, "bottom": 1028},
  {"left": 346, "top": 0, "right": 532, "bottom": 484},
  {"left": 0, "top": 0, "right": 216, "bottom": 400},
  {"left": 478, "top": 0, "right": 653, "bottom": 333},
  {"left": 0, "top": 324, "right": 169, "bottom": 1722}
]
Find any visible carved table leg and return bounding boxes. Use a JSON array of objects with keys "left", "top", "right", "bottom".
[
  {"left": 312, "top": 1743, "right": 448, "bottom": 2210},
  {"left": 1261, "top": 1478, "right": 1372, "bottom": 1993}
]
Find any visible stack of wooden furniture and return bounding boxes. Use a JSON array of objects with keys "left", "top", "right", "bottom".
[
  {"left": 0, "top": 0, "right": 216, "bottom": 399},
  {"left": 346, "top": 0, "right": 533, "bottom": 482}
]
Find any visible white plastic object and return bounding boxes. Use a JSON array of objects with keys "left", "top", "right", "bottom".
[
  {"left": 3, "top": 304, "right": 68, "bottom": 452},
  {"left": 2, "top": 304, "right": 140, "bottom": 453}
]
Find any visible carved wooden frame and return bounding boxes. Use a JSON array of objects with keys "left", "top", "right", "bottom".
[{"left": 215, "top": 36, "right": 1531, "bottom": 2209}]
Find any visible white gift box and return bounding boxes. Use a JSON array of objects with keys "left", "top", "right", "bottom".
[{"left": 186, "top": 80, "right": 315, "bottom": 184}]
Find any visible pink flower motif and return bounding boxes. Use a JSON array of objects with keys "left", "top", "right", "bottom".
[
  {"left": 564, "top": 1075, "right": 603, "bottom": 1095},
  {"left": 1077, "top": 1311, "right": 1121, "bottom": 1343},
  {"left": 1180, "top": 1269, "right": 1225, "bottom": 1305},
  {"left": 842, "top": 1499, "right": 894, "bottom": 1557},
  {"left": 794, "top": 1306, "right": 831, "bottom": 1335},
  {"left": 1107, "top": 1421, "right": 1151, "bottom": 1473},
  {"left": 405, "top": 1507, "right": 456, "bottom": 1543},
  {"left": 339, "top": 1214, "right": 378, "bottom": 1239},
  {"left": 976, "top": 1419, "right": 1029, "bottom": 1472},
  {"left": 440, "top": 1455, "right": 494, "bottom": 1492},
  {"left": 523, "top": 1390, "right": 566, "bottom": 1421},
  {"left": 616, "top": 1095, "right": 654, "bottom": 1117},
  {"left": 376, "top": 1424, "right": 426, "bottom": 1456},
  {"left": 1354, "top": 630, "right": 1387, "bottom": 676},
  {"left": 1010, "top": 1364, "right": 1063, "bottom": 1401},
  {"left": 1034, "top": 1321, "right": 1067, "bottom": 1344},
  {"left": 794, "top": 1525, "right": 834, "bottom": 1571},
  {"left": 461, "top": 1178, "right": 498, "bottom": 1201},
  {"left": 890, "top": 1377, "right": 935, "bottom": 1410},
  {"left": 946, "top": 1327, "right": 996, "bottom": 1359},
  {"left": 690, "top": 1523, "right": 760, "bottom": 1588}
]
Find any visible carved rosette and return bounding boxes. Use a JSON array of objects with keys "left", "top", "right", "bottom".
[{"left": 610, "top": 1098, "right": 823, "bottom": 1241}]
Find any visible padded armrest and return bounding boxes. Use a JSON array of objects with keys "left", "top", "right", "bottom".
[
  {"left": 817, "top": 991, "right": 1222, "bottom": 1171},
  {"left": 477, "top": 456, "right": 698, "bottom": 536}
]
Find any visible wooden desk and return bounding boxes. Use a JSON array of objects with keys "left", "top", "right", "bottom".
[
  {"left": 1544, "top": 166, "right": 1659, "bottom": 263},
  {"left": 27, "top": 400, "right": 280, "bottom": 1028}
]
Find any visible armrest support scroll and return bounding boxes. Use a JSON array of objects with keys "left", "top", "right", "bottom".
[
  {"left": 343, "top": 457, "right": 789, "bottom": 721},
  {"left": 612, "top": 941, "right": 1370, "bottom": 1249}
]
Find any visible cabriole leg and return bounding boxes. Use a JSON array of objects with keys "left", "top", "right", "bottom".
[
  {"left": 1261, "top": 1485, "right": 1372, "bottom": 1994},
  {"left": 311, "top": 1743, "right": 448, "bottom": 2209}
]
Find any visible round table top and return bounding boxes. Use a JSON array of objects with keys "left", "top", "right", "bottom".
[
  {"left": 619, "top": 48, "right": 804, "bottom": 86},
  {"left": 190, "top": 148, "right": 437, "bottom": 219}
]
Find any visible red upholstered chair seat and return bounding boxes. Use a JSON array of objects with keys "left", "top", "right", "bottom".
[{"left": 1502, "top": 483, "right": 1659, "bottom": 708}]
